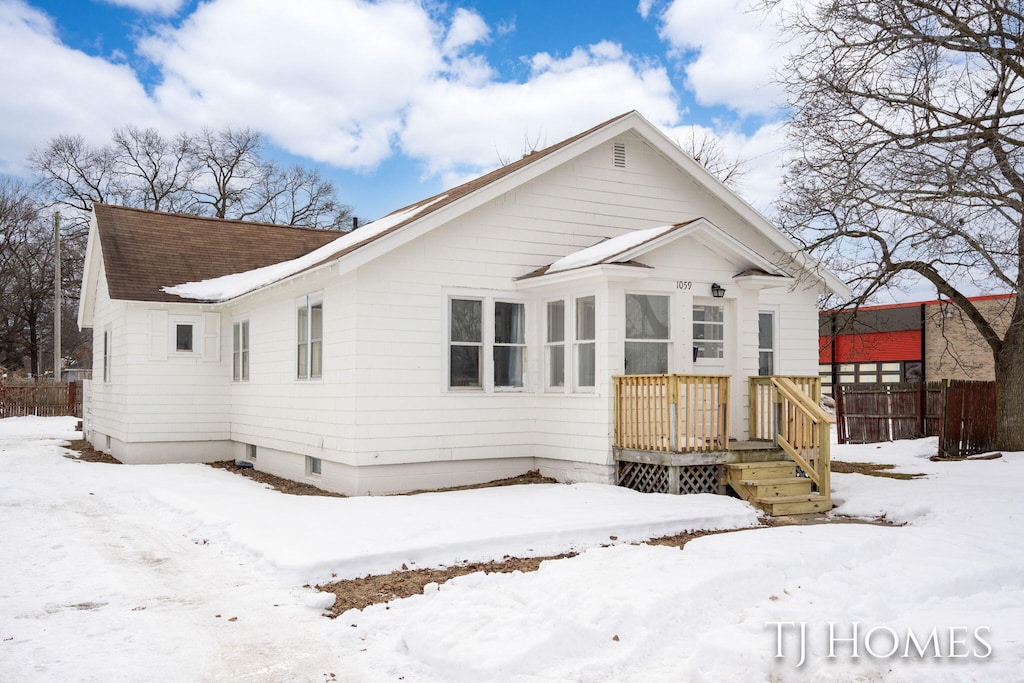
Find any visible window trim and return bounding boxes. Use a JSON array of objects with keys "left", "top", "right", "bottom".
[
  {"left": 307, "top": 456, "right": 322, "bottom": 476},
  {"left": 445, "top": 292, "right": 529, "bottom": 393},
  {"left": 102, "top": 326, "right": 111, "bottom": 383},
  {"left": 545, "top": 299, "right": 566, "bottom": 391},
  {"left": 233, "top": 319, "right": 250, "bottom": 382},
  {"left": 296, "top": 294, "right": 323, "bottom": 381},
  {"left": 493, "top": 300, "right": 526, "bottom": 390},
  {"left": 448, "top": 296, "right": 484, "bottom": 390},
  {"left": 692, "top": 301, "right": 725, "bottom": 365},
  {"left": 624, "top": 292, "right": 671, "bottom": 376},
  {"left": 758, "top": 309, "right": 775, "bottom": 376},
  {"left": 574, "top": 295, "right": 597, "bottom": 391}
]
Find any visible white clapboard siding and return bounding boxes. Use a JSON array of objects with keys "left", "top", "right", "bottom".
[{"left": 88, "top": 129, "right": 828, "bottom": 485}]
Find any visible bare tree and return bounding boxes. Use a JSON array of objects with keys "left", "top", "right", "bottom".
[
  {"left": 250, "top": 164, "right": 353, "bottom": 229},
  {"left": 767, "top": 0, "right": 1024, "bottom": 449},
  {"left": 676, "top": 128, "right": 747, "bottom": 188},
  {"left": 186, "top": 127, "right": 268, "bottom": 219},
  {"left": 0, "top": 177, "right": 66, "bottom": 376},
  {"left": 110, "top": 125, "right": 197, "bottom": 214},
  {"left": 29, "top": 125, "right": 352, "bottom": 229}
]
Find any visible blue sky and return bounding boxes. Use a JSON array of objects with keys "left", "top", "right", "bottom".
[{"left": 2, "top": 0, "right": 789, "bottom": 220}]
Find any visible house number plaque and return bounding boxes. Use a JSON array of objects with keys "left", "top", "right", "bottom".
[{"left": 676, "top": 280, "right": 693, "bottom": 290}]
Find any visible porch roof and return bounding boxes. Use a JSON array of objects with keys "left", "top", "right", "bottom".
[{"left": 516, "top": 216, "right": 790, "bottom": 285}]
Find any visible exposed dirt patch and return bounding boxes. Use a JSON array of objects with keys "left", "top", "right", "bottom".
[
  {"left": 397, "top": 469, "right": 557, "bottom": 495},
  {"left": 63, "top": 440, "right": 121, "bottom": 464},
  {"left": 319, "top": 553, "right": 576, "bottom": 616},
  {"left": 207, "top": 461, "right": 347, "bottom": 498},
  {"left": 318, "top": 515, "right": 889, "bottom": 618},
  {"left": 832, "top": 460, "right": 926, "bottom": 480}
]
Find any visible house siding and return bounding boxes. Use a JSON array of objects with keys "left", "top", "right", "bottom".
[{"left": 81, "top": 125, "right": 833, "bottom": 493}]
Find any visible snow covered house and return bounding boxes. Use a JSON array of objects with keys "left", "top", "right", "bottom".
[{"left": 78, "top": 111, "right": 850, "bottom": 507}]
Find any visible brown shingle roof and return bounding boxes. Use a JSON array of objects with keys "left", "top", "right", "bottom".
[{"left": 93, "top": 204, "right": 343, "bottom": 303}]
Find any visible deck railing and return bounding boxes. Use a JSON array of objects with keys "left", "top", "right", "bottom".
[
  {"left": 614, "top": 374, "right": 730, "bottom": 452},
  {"left": 770, "top": 376, "right": 833, "bottom": 494},
  {"left": 749, "top": 375, "right": 821, "bottom": 440}
]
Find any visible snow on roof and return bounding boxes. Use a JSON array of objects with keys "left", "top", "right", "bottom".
[
  {"left": 546, "top": 224, "right": 677, "bottom": 274},
  {"left": 162, "top": 196, "right": 447, "bottom": 302}
]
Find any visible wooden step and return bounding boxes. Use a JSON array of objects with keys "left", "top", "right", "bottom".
[
  {"left": 725, "top": 461, "right": 796, "bottom": 480},
  {"left": 755, "top": 493, "right": 832, "bottom": 516},
  {"left": 738, "top": 477, "right": 813, "bottom": 498}
]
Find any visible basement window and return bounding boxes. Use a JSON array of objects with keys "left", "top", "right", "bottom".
[{"left": 307, "top": 456, "right": 322, "bottom": 476}]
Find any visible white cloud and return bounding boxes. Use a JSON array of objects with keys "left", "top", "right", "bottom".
[
  {"left": 442, "top": 7, "right": 489, "bottom": 56},
  {"left": 662, "top": 120, "right": 790, "bottom": 213},
  {"left": 0, "top": 0, "right": 159, "bottom": 175},
  {"left": 401, "top": 43, "right": 681, "bottom": 178},
  {"left": 657, "top": 0, "right": 786, "bottom": 116},
  {"left": 637, "top": 0, "right": 657, "bottom": 20},
  {"left": 0, "top": 0, "right": 691, "bottom": 197},
  {"left": 98, "top": 0, "right": 185, "bottom": 15},
  {"left": 139, "top": 0, "right": 443, "bottom": 168}
]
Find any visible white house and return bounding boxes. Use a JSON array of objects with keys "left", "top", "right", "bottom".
[{"left": 78, "top": 111, "right": 850, "bottom": 499}]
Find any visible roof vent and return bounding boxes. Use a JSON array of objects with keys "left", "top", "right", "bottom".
[{"left": 613, "top": 142, "right": 626, "bottom": 168}]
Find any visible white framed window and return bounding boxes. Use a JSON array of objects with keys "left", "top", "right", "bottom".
[
  {"left": 246, "top": 444, "right": 257, "bottom": 461},
  {"left": 625, "top": 293, "right": 670, "bottom": 374},
  {"left": 494, "top": 301, "right": 525, "bottom": 388},
  {"left": 102, "top": 327, "right": 111, "bottom": 383},
  {"left": 174, "top": 322, "right": 195, "bottom": 353},
  {"left": 575, "top": 296, "right": 596, "bottom": 388},
  {"left": 449, "top": 298, "right": 483, "bottom": 388},
  {"left": 758, "top": 310, "right": 775, "bottom": 376},
  {"left": 233, "top": 320, "right": 250, "bottom": 381},
  {"left": 693, "top": 303, "right": 725, "bottom": 361},
  {"left": 297, "top": 295, "right": 323, "bottom": 380},
  {"left": 307, "top": 456, "right": 322, "bottom": 476},
  {"left": 546, "top": 300, "right": 566, "bottom": 389}
]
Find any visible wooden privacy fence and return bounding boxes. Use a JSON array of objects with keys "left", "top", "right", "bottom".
[
  {"left": 939, "top": 380, "right": 997, "bottom": 458},
  {"left": 614, "top": 374, "right": 730, "bottom": 452},
  {"left": 834, "top": 382, "right": 942, "bottom": 444},
  {"left": 0, "top": 381, "right": 82, "bottom": 418},
  {"left": 834, "top": 380, "right": 997, "bottom": 458},
  {"left": 749, "top": 375, "right": 822, "bottom": 441}
]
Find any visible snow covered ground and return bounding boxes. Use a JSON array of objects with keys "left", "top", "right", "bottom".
[{"left": 1, "top": 417, "right": 1021, "bottom": 681}]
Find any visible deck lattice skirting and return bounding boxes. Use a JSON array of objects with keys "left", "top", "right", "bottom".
[{"left": 617, "top": 461, "right": 724, "bottom": 495}]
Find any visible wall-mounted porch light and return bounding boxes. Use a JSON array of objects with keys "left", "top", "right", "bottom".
[{"left": 711, "top": 283, "right": 726, "bottom": 298}]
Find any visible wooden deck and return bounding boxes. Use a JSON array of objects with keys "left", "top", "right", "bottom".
[{"left": 613, "top": 375, "right": 834, "bottom": 515}]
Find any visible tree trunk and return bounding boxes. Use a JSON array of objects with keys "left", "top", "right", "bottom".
[{"left": 994, "top": 319, "right": 1024, "bottom": 451}]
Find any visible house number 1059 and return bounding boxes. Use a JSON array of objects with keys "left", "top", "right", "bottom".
[{"left": 676, "top": 281, "right": 693, "bottom": 290}]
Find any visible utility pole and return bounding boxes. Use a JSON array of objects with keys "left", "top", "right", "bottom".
[{"left": 53, "top": 211, "right": 61, "bottom": 382}]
